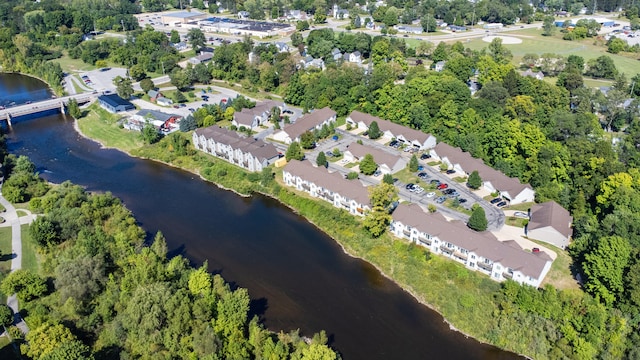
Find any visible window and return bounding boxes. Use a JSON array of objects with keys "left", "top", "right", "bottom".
[{"left": 471, "top": 255, "right": 476, "bottom": 260}]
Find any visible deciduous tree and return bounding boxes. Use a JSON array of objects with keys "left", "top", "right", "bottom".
[
  {"left": 467, "top": 170, "right": 482, "bottom": 189},
  {"left": 467, "top": 204, "right": 487, "bottom": 231},
  {"left": 359, "top": 154, "right": 378, "bottom": 175},
  {"left": 285, "top": 142, "right": 304, "bottom": 161}
]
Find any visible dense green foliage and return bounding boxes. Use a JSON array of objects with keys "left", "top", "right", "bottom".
[
  {"left": 0, "top": 179, "right": 339, "bottom": 359},
  {"left": 467, "top": 170, "right": 482, "bottom": 190},
  {"left": 467, "top": 205, "right": 488, "bottom": 232}
]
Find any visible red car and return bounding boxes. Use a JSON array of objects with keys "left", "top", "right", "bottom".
[{"left": 437, "top": 183, "right": 448, "bottom": 190}]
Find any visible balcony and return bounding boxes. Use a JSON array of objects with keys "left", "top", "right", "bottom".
[
  {"left": 453, "top": 251, "right": 468, "bottom": 261},
  {"left": 477, "top": 262, "right": 493, "bottom": 272},
  {"left": 418, "top": 237, "right": 431, "bottom": 246},
  {"left": 403, "top": 229, "right": 412, "bottom": 237},
  {"left": 503, "top": 271, "right": 513, "bottom": 279},
  {"left": 439, "top": 245, "right": 454, "bottom": 255}
]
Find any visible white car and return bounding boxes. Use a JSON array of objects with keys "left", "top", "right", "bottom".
[
  {"left": 426, "top": 192, "right": 436, "bottom": 198},
  {"left": 415, "top": 187, "right": 424, "bottom": 194},
  {"left": 514, "top": 211, "right": 529, "bottom": 218}
]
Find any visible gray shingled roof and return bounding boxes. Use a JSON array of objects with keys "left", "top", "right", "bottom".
[
  {"left": 528, "top": 201, "right": 573, "bottom": 239},
  {"left": 348, "top": 110, "right": 433, "bottom": 143},
  {"left": 283, "top": 160, "right": 370, "bottom": 206},
  {"left": 433, "top": 142, "right": 533, "bottom": 197},
  {"left": 194, "top": 126, "right": 279, "bottom": 161},
  {"left": 346, "top": 142, "right": 405, "bottom": 170},
  {"left": 281, "top": 107, "right": 336, "bottom": 141},
  {"left": 392, "top": 203, "right": 549, "bottom": 278}
]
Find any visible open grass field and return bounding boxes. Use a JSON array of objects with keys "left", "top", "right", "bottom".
[
  {"left": 464, "top": 28, "right": 640, "bottom": 77},
  {"left": 53, "top": 53, "right": 95, "bottom": 73},
  {"left": 0, "top": 227, "right": 12, "bottom": 274},
  {"left": 76, "top": 104, "right": 144, "bottom": 152},
  {"left": 533, "top": 238, "right": 580, "bottom": 290},
  {"left": 21, "top": 224, "right": 38, "bottom": 274}
]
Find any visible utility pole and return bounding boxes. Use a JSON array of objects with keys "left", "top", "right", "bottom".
[{"left": 121, "top": 19, "right": 125, "bottom": 31}]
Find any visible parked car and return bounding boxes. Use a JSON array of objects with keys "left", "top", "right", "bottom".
[
  {"left": 392, "top": 178, "right": 399, "bottom": 184},
  {"left": 417, "top": 165, "right": 424, "bottom": 171},
  {"left": 437, "top": 183, "right": 449, "bottom": 190},
  {"left": 514, "top": 211, "right": 529, "bottom": 218},
  {"left": 415, "top": 187, "right": 424, "bottom": 194},
  {"left": 430, "top": 179, "right": 440, "bottom": 185},
  {"left": 420, "top": 153, "right": 431, "bottom": 160},
  {"left": 417, "top": 172, "right": 428, "bottom": 179},
  {"left": 325, "top": 151, "right": 334, "bottom": 157},
  {"left": 188, "top": 108, "right": 195, "bottom": 112},
  {"left": 405, "top": 183, "right": 415, "bottom": 190},
  {"left": 458, "top": 198, "right": 467, "bottom": 203},
  {"left": 373, "top": 170, "right": 382, "bottom": 177},
  {"left": 426, "top": 192, "right": 436, "bottom": 198},
  {"left": 496, "top": 201, "right": 507, "bottom": 207},
  {"left": 532, "top": 247, "right": 540, "bottom": 253},
  {"left": 490, "top": 198, "right": 502, "bottom": 204},
  {"left": 446, "top": 169, "right": 456, "bottom": 174},
  {"left": 436, "top": 196, "right": 447, "bottom": 204}
]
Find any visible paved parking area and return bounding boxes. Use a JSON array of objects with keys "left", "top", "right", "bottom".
[{"left": 81, "top": 68, "right": 128, "bottom": 92}]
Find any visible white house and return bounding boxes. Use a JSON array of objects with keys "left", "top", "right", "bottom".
[
  {"left": 232, "top": 100, "right": 283, "bottom": 130},
  {"left": 390, "top": 203, "right": 552, "bottom": 287},
  {"left": 430, "top": 142, "right": 535, "bottom": 204},
  {"left": 282, "top": 160, "right": 371, "bottom": 216},
  {"left": 434, "top": 61, "right": 446, "bottom": 72},
  {"left": 272, "top": 107, "right": 337, "bottom": 144},
  {"left": 346, "top": 110, "right": 437, "bottom": 150},
  {"left": 192, "top": 126, "right": 280, "bottom": 172},
  {"left": 526, "top": 201, "right": 573, "bottom": 249},
  {"left": 348, "top": 51, "right": 362, "bottom": 64},
  {"left": 343, "top": 142, "right": 407, "bottom": 174}
]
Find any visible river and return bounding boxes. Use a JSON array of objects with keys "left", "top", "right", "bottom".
[{"left": 1, "top": 73, "right": 520, "bottom": 360}]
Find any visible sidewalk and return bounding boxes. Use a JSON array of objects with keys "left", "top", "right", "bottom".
[{"left": 0, "top": 189, "right": 34, "bottom": 336}]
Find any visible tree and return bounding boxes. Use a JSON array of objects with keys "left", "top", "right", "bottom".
[
  {"left": 129, "top": 64, "right": 147, "bottom": 81},
  {"left": 30, "top": 217, "right": 59, "bottom": 247},
  {"left": 1, "top": 269, "right": 47, "bottom": 302},
  {"left": 41, "top": 340, "right": 93, "bottom": 360},
  {"left": 363, "top": 183, "right": 398, "bottom": 237},
  {"left": 583, "top": 236, "right": 631, "bottom": 306},
  {"left": 359, "top": 154, "right": 378, "bottom": 175},
  {"left": 300, "top": 131, "right": 316, "bottom": 149},
  {"left": 467, "top": 204, "right": 487, "bottom": 231},
  {"left": 113, "top": 76, "right": 133, "bottom": 99},
  {"left": 173, "top": 91, "right": 187, "bottom": 103},
  {"left": 314, "top": 10, "right": 327, "bottom": 24},
  {"left": 316, "top": 151, "right": 327, "bottom": 167},
  {"left": 54, "top": 255, "right": 106, "bottom": 305},
  {"left": 285, "top": 142, "right": 304, "bottom": 161},
  {"left": 187, "top": 28, "right": 206, "bottom": 51},
  {"left": 382, "top": 173, "right": 394, "bottom": 184},
  {"left": 0, "top": 304, "right": 12, "bottom": 327},
  {"left": 141, "top": 123, "right": 161, "bottom": 144},
  {"left": 170, "top": 69, "right": 192, "bottom": 91},
  {"left": 66, "top": 99, "right": 81, "bottom": 118},
  {"left": 409, "top": 154, "right": 418, "bottom": 172},
  {"left": 421, "top": 14, "right": 437, "bottom": 33},
  {"left": 346, "top": 171, "right": 359, "bottom": 179},
  {"left": 180, "top": 115, "right": 197, "bottom": 132},
  {"left": 291, "top": 31, "right": 304, "bottom": 47},
  {"left": 296, "top": 20, "right": 310, "bottom": 31},
  {"left": 467, "top": 170, "right": 482, "bottom": 189},
  {"left": 607, "top": 37, "right": 626, "bottom": 54},
  {"left": 586, "top": 55, "right": 618, "bottom": 79},
  {"left": 170, "top": 30, "right": 181, "bottom": 44},
  {"left": 23, "top": 322, "right": 77, "bottom": 360},
  {"left": 368, "top": 121, "right": 382, "bottom": 139},
  {"left": 140, "top": 78, "right": 155, "bottom": 93},
  {"left": 542, "top": 16, "right": 556, "bottom": 36}
]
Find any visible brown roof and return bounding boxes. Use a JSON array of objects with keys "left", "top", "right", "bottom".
[
  {"left": 281, "top": 107, "right": 337, "bottom": 141},
  {"left": 346, "top": 142, "right": 404, "bottom": 169},
  {"left": 433, "top": 142, "right": 533, "bottom": 197},
  {"left": 194, "top": 126, "right": 279, "bottom": 161},
  {"left": 348, "top": 110, "right": 433, "bottom": 143},
  {"left": 529, "top": 201, "right": 573, "bottom": 238},
  {"left": 283, "top": 160, "right": 370, "bottom": 206},
  {"left": 233, "top": 100, "right": 283, "bottom": 126},
  {"left": 392, "top": 204, "right": 549, "bottom": 278},
  {"left": 233, "top": 110, "right": 256, "bottom": 126}
]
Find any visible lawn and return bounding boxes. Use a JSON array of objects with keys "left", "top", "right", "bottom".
[
  {"left": 533, "top": 239, "right": 580, "bottom": 290},
  {"left": 53, "top": 53, "right": 95, "bottom": 73},
  {"left": 504, "top": 202, "right": 534, "bottom": 211},
  {"left": 76, "top": 104, "right": 144, "bottom": 152},
  {"left": 505, "top": 216, "right": 528, "bottom": 227},
  {"left": 0, "top": 227, "right": 12, "bottom": 274},
  {"left": 463, "top": 28, "right": 640, "bottom": 78},
  {"left": 21, "top": 224, "right": 38, "bottom": 274}
]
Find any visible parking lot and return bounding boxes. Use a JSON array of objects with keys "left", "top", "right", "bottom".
[{"left": 80, "top": 67, "right": 128, "bottom": 92}]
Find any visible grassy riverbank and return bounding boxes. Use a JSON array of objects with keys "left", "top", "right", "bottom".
[{"left": 73, "top": 120, "right": 590, "bottom": 359}]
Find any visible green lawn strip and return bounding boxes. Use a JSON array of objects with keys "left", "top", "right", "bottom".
[
  {"left": 15, "top": 210, "right": 27, "bottom": 218},
  {"left": 503, "top": 202, "right": 534, "bottom": 211},
  {"left": 76, "top": 104, "right": 143, "bottom": 152},
  {"left": 505, "top": 216, "right": 528, "bottom": 227},
  {"left": 21, "top": 224, "right": 38, "bottom": 274},
  {"left": 0, "top": 227, "right": 12, "bottom": 274}
]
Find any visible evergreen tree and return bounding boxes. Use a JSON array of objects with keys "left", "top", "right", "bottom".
[
  {"left": 467, "top": 170, "right": 482, "bottom": 189},
  {"left": 180, "top": 115, "right": 197, "bottom": 132},
  {"left": 409, "top": 154, "right": 419, "bottom": 172},
  {"left": 316, "top": 151, "right": 327, "bottom": 167},
  {"left": 368, "top": 121, "right": 382, "bottom": 139},
  {"left": 285, "top": 142, "right": 304, "bottom": 161},
  {"left": 467, "top": 205, "right": 488, "bottom": 231},
  {"left": 382, "top": 173, "right": 394, "bottom": 184}
]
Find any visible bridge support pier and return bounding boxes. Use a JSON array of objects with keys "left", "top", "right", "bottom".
[
  {"left": 6, "top": 113, "right": 11, "bottom": 127},
  {"left": 60, "top": 101, "right": 66, "bottom": 115}
]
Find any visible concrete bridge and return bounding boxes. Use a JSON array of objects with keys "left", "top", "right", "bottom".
[{"left": 0, "top": 92, "right": 95, "bottom": 126}]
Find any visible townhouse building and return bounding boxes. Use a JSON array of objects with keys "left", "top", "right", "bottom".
[
  {"left": 343, "top": 142, "right": 407, "bottom": 174},
  {"left": 526, "top": 201, "right": 573, "bottom": 249},
  {"left": 345, "top": 110, "right": 436, "bottom": 150},
  {"left": 193, "top": 126, "right": 280, "bottom": 172},
  {"left": 282, "top": 160, "right": 371, "bottom": 216},
  {"left": 390, "top": 203, "right": 552, "bottom": 287},
  {"left": 272, "top": 107, "right": 337, "bottom": 144}
]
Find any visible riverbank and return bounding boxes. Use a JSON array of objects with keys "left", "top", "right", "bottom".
[{"left": 71, "top": 116, "right": 534, "bottom": 358}]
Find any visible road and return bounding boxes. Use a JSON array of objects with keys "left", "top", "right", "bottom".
[{"left": 0, "top": 187, "right": 36, "bottom": 336}]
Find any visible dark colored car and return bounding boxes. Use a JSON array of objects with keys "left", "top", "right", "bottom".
[
  {"left": 430, "top": 179, "right": 440, "bottom": 185},
  {"left": 446, "top": 169, "right": 456, "bottom": 174},
  {"left": 420, "top": 153, "right": 431, "bottom": 160},
  {"left": 405, "top": 183, "right": 415, "bottom": 190},
  {"left": 496, "top": 201, "right": 507, "bottom": 207},
  {"left": 389, "top": 140, "right": 399, "bottom": 147},
  {"left": 458, "top": 198, "right": 467, "bottom": 203},
  {"left": 490, "top": 198, "right": 502, "bottom": 204},
  {"left": 417, "top": 172, "right": 428, "bottom": 179},
  {"left": 392, "top": 178, "right": 399, "bottom": 184}
]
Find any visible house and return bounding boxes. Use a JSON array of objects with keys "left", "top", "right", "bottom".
[
  {"left": 238, "top": 11, "right": 250, "bottom": 19},
  {"left": 301, "top": 56, "right": 326, "bottom": 70},
  {"left": 156, "top": 97, "right": 174, "bottom": 107},
  {"left": 430, "top": 142, "right": 535, "bottom": 204},
  {"left": 332, "top": 4, "right": 349, "bottom": 19},
  {"left": 148, "top": 90, "right": 162, "bottom": 102},
  {"left": 522, "top": 69, "right": 545, "bottom": 80},
  {"left": 192, "top": 126, "right": 280, "bottom": 172},
  {"left": 282, "top": 160, "right": 371, "bottom": 216},
  {"left": 348, "top": 51, "right": 362, "bottom": 64},
  {"left": 390, "top": 203, "right": 552, "bottom": 287},
  {"left": 395, "top": 25, "right": 423, "bottom": 34},
  {"left": 343, "top": 142, "right": 407, "bottom": 174},
  {"left": 173, "top": 41, "right": 188, "bottom": 51},
  {"left": 526, "top": 201, "right": 573, "bottom": 249},
  {"left": 345, "top": 110, "right": 437, "bottom": 150},
  {"left": 272, "top": 107, "right": 337, "bottom": 144},
  {"left": 232, "top": 100, "right": 283, "bottom": 130},
  {"left": 127, "top": 109, "right": 181, "bottom": 132},
  {"left": 331, "top": 48, "right": 343, "bottom": 62},
  {"left": 434, "top": 61, "right": 446, "bottom": 72},
  {"left": 189, "top": 52, "right": 214, "bottom": 65},
  {"left": 275, "top": 42, "right": 290, "bottom": 53},
  {"left": 98, "top": 94, "right": 135, "bottom": 113}
]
